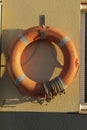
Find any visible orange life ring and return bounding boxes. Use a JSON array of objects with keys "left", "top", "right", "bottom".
[{"left": 7, "top": 26, "right": 79, "bottom": 101}]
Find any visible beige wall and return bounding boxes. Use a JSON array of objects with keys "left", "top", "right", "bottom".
[{"left": 0, "top": 0, "right": 82, "bottom": 111}]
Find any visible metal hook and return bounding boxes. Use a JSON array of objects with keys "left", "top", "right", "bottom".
[
  {"left": 39, "top": 15, "right": 46, "bottom": 39},
  {"left": 39, "top": 15, "right": 45, "bottom": 27}
]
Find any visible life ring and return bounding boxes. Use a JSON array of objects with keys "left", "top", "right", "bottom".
[{"left": 7, "top": 26, "right": 79, "bottom": 102}]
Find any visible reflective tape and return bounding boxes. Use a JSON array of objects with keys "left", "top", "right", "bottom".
[
  {"left": 58, "top": 36, "right": 70, "bottom": 48},
  {"left": 15, "top": 74, "right": 27, "bottom": 85},
  {"left": 18, "top": 34, "right": 29, "bottom": 45}
]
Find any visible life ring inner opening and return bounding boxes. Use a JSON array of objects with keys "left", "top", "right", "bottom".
[{"left": 21, "top": 39, "right": 64, "bottom": 82}]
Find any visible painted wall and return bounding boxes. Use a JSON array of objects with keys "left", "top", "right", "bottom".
[{"left": 0, "top": 0, "right": 81, "bottom": 111}]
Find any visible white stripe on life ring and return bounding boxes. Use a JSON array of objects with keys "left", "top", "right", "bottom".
[
  {"left": 15, "top": 74, "right": 27, "bottom": 85},
  {"left": 58, "top": 36, "right": 70, "bottom": 48},
  {"left": 18, "top": 34, "right": 29, "bottom": 45}
]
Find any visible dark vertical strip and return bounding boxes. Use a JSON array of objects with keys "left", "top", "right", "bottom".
[
  {"left": 39, "top": 15, "right": 45, "bottom": 26},
  {"left": 85, "top": 13, "right": 87, "bottom": 102},
  {"left": 0, "top": 1, "right": 2, "bottom": 77}
]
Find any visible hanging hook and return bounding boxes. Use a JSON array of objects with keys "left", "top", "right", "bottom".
[
  {"left": 39, "top": 15, "right": 45, "bottom": 28},
  {"left": 39, "top": 15, "right": 46, "bottom": 39}
]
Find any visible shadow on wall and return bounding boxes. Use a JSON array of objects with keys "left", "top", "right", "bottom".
[{"left": 0, "top": 29, "right": 63, "bottom": 106}]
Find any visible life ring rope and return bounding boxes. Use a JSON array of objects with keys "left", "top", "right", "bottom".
[{"left": 43, "top": 76, "right": 66, "bottom": 102}]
